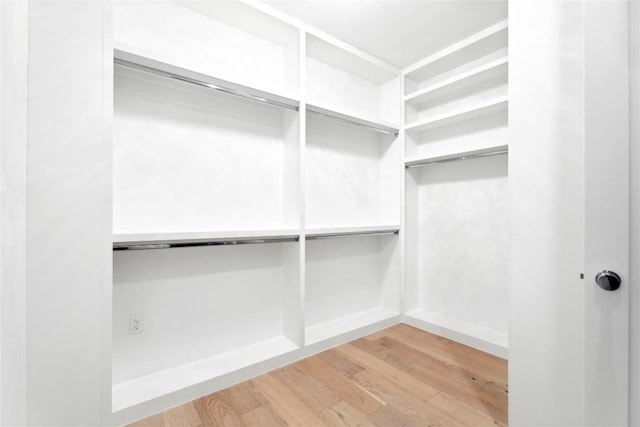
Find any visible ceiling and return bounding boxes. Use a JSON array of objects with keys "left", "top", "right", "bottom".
[{"left": 262, "top": 1, "right": 507, "bottom": 70}]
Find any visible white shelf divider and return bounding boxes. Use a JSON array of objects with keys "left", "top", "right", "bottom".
[
  {"left": 405, "top": 95, "right": 508, "bottom": 133},
  {"left": 306, "top": 103, "right": 399, "bottom": 136},
  {"left": 112, "top": 335, "right": 299, "bottom": 412},
  {"left": 115, "top": 47, "right": 300, "bottom": 111},
  {"left": 405, "top": 56, "right": 508, "bottom": 105},
  {"left": 404, "top": 309, "right": 507, "bottom": 358}
]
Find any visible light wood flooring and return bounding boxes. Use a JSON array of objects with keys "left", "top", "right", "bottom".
[{"left": 130, "top": 324, "right": 508, "bottom": 426}]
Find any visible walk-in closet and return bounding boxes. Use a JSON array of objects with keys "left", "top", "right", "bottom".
[
  {"left": 1, "top": 1, "right": 634, "bottom": 426},
  {"left": 109, "top": 1, "right": 507, "bottom": 422}
]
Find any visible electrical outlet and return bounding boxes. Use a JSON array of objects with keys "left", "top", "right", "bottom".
[{"left": 129, "top": 313, "right": 144, "bottom": 335}]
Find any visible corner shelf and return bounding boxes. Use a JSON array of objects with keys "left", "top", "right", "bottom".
[
  {"left": 115, "top": 48, "right": 300, "bottom": 111},
  {"left": 112, "top": 335, "right": 299, "bottom": 412},
  {"left": 405, "top": 96, "right": 508, "bottom": 133},
  {"left": 405, "top": 56, "right": 508, "bottom": 106},
  {"left": 403, "top": 19, "right": 508, "bottom": 86}
]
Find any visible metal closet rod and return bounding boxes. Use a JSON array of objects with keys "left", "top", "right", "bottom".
[
  {"left": 307, "top": 110, "right": 399, "bottom": 137},
  {"left": 306, "top": 229, "right": 399, "bottom": 241},
  {"left": 405, "top": 148, "right": 508, "bottom": 169},
  {"left": 114, "top": 236, "right": 299, "bottom": 251},
  {"left": 114, "top": 58, "right": 299, "bottom": 112}
]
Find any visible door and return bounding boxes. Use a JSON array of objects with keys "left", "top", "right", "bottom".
[{"left": 510, "top": 1, "right": 629, "bottom": 426}]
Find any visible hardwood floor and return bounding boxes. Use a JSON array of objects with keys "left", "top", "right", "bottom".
[{"left": 129, "top": 324, "right": 508, "bottom": 426}]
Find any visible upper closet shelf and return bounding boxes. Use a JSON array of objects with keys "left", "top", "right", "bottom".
[
  {"left": 403, "top": 19, "right": 508, "bottom": 79},
  {"left": 114, "top": 48, "right": 300, "bottom": 111},
  {"left": 404, "top": 56, "right": 508, "bottom": 105},
  {"left": 405, "top": 145, "right": 508, "bottom": 169},
  {"left": 405, "top": 95, "right": 508, "bottom": 133},
  {"left": 113, "top": 229, "right": 300, "bottom": 251},
  {"left": 306, "top": 225, "right": 400, "bottom": 240},
  {"left": 306, "top": 104, "right": 399, "bottom": 136}
]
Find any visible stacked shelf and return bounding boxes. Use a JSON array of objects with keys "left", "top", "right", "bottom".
[
  {"left": 404, "top": 19, "right": 508, "bottom": 160},
  {"left": 403, "top": 20, "right": 509, "bottom": 358},
  {"left": 110, "top": 2, "right": 403, "bottom": 424}
]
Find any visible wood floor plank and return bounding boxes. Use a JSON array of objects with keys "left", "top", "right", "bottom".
[
  {"left": 240, "top": 403, "right": 287, "bottom": 427},
  {"left": 334, "top": 343, "right": 441, "bottom": 401},
  {"left": 252, "top": 371, "right": 327, "bottom": 426},
  {"left": 366, "top": 404, "right": 429, "bottom": 427},
  {"left": 386, "top": 324, "right": 507, "bottom": 383},
  {"left": 214, "top": 380, "right": 269, "bottom": 415},
  {"left": 270, "top": 363, "right": 341, "bottom": 411},
  {"left": 129, "top": 325, "right": 508, "bottom": 427},
  {"left": 320, "top": 400, "right": 377, "bottom": 427},
  {"left": 297, "top": 355, "right": 385, "bottom": 415},
  {"left": 316, "top": 348, "right": 366, "bottom": 378},
  {"left": 377, "top": 335, "right": 507, "bottom": 399},
  {"left": 351, "top": 336, "right": 508, "bottom": 423},
  {"left": 353, "top": 367, "right": 465, "bottom": 426},
  {"left": 428, "top": 392, "right": 506, "bottom": 427},
  {"left": 129, "top": 402, "right": 202, "bottom": 427},
  {"left": 193, "top": 394, "right": 244, "bottom": 426}
]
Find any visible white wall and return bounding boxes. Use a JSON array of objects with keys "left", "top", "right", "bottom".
[
  {"left": 21, "top": 2, "right": 109, "bottom": 425},
  {"left": 0, "top": 2, "right": 28, "bottom": 425},
  {"left": 509, "top": 1, "right": 586, "bottom": 425},
  {"left": 629, "top": 2, "right": 639, "bottom": 425}
]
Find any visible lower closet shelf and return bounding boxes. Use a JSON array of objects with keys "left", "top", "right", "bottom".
[
  {"left": 305, "top": 307, "right": 399, "bottom": 345},
  {"left": 404, "top": 308, "right": 507, "bottom": 358},
  {"left": 112, "top": 335, "right": 299, "bottom": 412}
]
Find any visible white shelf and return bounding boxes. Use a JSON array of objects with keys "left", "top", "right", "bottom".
[
  {"left": 307, "top": 103, "right": 399, "bottom": 136},
  {"left": 305, "top": 307, "right": 399, "bottom": 345},
  {"left": 405, "top": 96, "right": 508, "bottom": 133},
  {"left": 404, "top": 20, "right": 508, "bottom": 79},
  {"left": 305, "top": 225, "right": 400, "bottom": 239},
  {"left": 404, "top": 309, "right": 507, "bottom": 359},
  {"left": 405, "top": 145, "right": 508, "bottom": 169},
  {"left": 114, "top": 47, "right": 300, "bottom": 111},
  {"left": 113, "top": 229, "right": 300, "bottom": 247},
  {"left": 307, "top": 34, "right": 398, "bottom": 85},
  {"left": 112, "top": 335, "right": 299, "bottom": 412},
  {"left": 405, "top": 56, "right": 508, "bottom": 106}
]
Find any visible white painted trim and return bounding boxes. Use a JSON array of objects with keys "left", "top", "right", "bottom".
[{"left": 404, "top": 309, "right": 508, "bottom": 359}]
